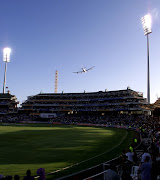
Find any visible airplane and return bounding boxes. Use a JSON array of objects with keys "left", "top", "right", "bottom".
[{"left": 73, "top": 66, "right": 95, "bottom": 74}]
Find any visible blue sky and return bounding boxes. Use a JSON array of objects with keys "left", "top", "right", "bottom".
[{"left": 0, "top": 0, "right": 160, "bottom": 104}]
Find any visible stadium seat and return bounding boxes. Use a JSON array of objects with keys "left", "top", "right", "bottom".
[{"left": 130, "top": 166, "right": 139, "bottom": 179}]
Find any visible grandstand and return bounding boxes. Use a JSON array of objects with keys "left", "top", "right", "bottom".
[
  {"left": 19, "top": 88, "right": 149, "bottom": 119},
  {"left": 0, "top": 92, "right": 19, "bottom": 119}
]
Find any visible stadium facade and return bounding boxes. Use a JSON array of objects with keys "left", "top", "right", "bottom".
[
  {"left": 0, "top": 92, "right": 19, "bottom": 116},
  {"left": 19, "top": 88, "right": 150, "bottom": 118}
]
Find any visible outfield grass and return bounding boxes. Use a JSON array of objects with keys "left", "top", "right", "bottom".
[{"left": 0, "top": 124, "right": 136, "bottom": 178}]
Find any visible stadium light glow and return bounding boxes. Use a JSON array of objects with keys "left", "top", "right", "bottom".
[
  {"left": 141, "top": 14, "right": 152, "bottom": 104},
  {"left": 141, "top": 14, "right": 152, "bottom": 36},
  {"left": 3, "top": 47, "right": 11, "bottom": 93},
  {"left": 3, "top": 48, "right": 11, "bottom": 62}
]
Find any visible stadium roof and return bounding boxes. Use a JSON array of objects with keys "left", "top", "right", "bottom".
[
  {"left": 0, "top": 93, "right": 14, "bottom": 99},
  {"left": 35, "top": 89, "right": 139, "bottom": 96}
]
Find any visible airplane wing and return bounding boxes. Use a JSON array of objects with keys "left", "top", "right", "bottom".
[{"left": 86, "top": 66, "right": 95, "bottom": 71}]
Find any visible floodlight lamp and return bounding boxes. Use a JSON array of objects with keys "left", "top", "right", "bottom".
[
  {"left": 3, "top": 48, "right": 11, "bottom": 62},
  {"left": 141, "top": 14, "right": 152, "bottom": 35}
]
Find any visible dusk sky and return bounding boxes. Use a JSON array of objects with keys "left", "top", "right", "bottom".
[{"left": 0, "top": 0, "right": 160, "bottom": 105}]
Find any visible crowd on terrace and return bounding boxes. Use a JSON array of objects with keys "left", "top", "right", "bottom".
[
  {"left": 51, "top": 114, "right": 157, "bottom": 129},
  {"left": 0, "top": 113, "right": 37, "bottom": 122}
]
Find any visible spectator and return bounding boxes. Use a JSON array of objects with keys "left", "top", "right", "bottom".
[
  {"left": 140, "top": 156, "right": 152, "bottom": 180},
  {"left": 120, "top": 149, "right": 127, "bottom": 164},
  {"left": 134, "top": 137, "right": 138, "bottom": 147},
  {"left": 0, "top": 175, "right": 4, "bottom": 180},
  {"left": 37, "top": 168, "right": 45, "bottom": 180},
  {"left": 14, "top": 175, "right": 19, "bottom": 180},
  {"left": 125, "top": 149, "right": 134, "bottom": 162},
  {"left": 133, "top": 150, "right": 138, "bottom": 164},
  {"left": 5, "top": 176, "right": 12, "bottom": 180},
  {"left": 24, "top": 170, "right": 34, "bottom": 180},
  {"left": 129, "top": 144, "right": 134, "bottom": 153},
  {"left": 141, "top": 148, "right": 152, "bottom": 163},
  {"left": 105, "top": 164, "right": 120, "bottom": 180}
]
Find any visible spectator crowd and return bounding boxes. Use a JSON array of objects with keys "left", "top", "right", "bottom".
[{"left": 0, "top": 169, "right": 45, "bottom": 180}]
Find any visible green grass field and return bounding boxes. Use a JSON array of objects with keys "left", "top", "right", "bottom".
[{"left": 0, "top": 124, "right": 136, "bottom": 179}]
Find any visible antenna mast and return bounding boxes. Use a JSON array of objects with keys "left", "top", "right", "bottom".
[{"left": 55, "top": 70, "right": 58, "bottom": 93}]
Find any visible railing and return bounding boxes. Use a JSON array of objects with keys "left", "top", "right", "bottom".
[{"left": 83, "top": 170, "right": 107, "bottom": 180}]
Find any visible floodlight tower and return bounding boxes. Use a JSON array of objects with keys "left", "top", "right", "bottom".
[
  {"left": 141, "top": 14, "right": 152, "bottom": 104},
  {"left": 55, "top": 70, "right": 58, "bottom": 93},
  {"left": 3, "top": 48, "right": 11, "bottom": 93}
]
